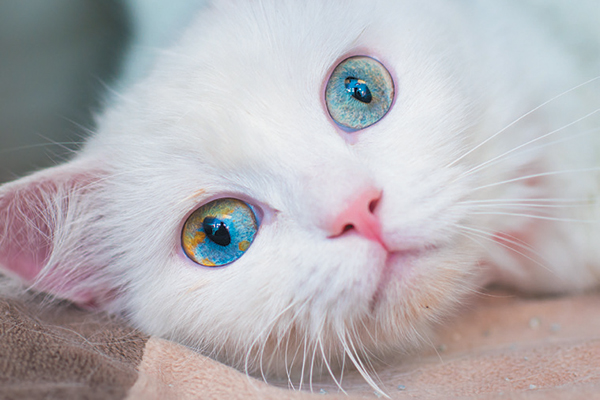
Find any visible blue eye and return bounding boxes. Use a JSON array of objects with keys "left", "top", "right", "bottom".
[
  {"left": 325, "top": 56, "right": 394, "bottom": 130},
  {"left": 182, "top": 198, "right": 258, "bottom": 267}
]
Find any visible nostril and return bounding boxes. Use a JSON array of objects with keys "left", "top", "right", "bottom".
[
  {"left": 342, "top": 224, "right": 354, "bottom": 233},
  {"left": 328, "top": 188, "right": 384, "bottom": 246},
  {"left": 368, "top": 198, "right": 379, "bottom": 213}
]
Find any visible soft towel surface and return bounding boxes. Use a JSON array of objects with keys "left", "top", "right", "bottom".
[{"left": 1, "top": 291, "right": 599, "bottom": 399}]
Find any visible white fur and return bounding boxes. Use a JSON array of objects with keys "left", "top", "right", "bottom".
[{"left": 1, "top": 0, "right": 599, "bottom": 391}]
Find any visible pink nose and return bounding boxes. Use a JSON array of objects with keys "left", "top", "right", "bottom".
[{"left": 329, "top": 188, "right": 385, "bottom": 248}]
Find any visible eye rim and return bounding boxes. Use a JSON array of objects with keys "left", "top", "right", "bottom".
[
  {"left": 324, "top": 55, "right": 395, "bottom": 132},
  {"left": 181, "top": 197, "right": 260, "bottom": 268}
]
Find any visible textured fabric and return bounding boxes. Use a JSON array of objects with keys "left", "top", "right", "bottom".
[
  {"left": 0, "top": 296, "right": 148, "bottom": 400},
  {"left": 127, "top": 337, "right": 321, "bottom": 400},
  {"left": 124, "top": 292, "right": 600, "bottom": 400},
  {"left": 1, "top": 292, "right": 600, "bottom": 399}
]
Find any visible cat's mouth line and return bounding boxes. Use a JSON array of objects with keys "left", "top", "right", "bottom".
[{"left": 369, "top": 247, "right": 431, "bottom": 312}]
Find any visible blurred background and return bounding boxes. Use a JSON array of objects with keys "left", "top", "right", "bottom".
[
  {"left": 1, "top": 1, "right": 596, "bottom": 185},
  {"left": 0, "top": 1, "right": 129, "bottom": 183}
]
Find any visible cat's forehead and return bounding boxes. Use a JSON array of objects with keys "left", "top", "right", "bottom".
[
  {"left": 118, "top": 0, "right": 465, "bottom": 143},
  {"left": 169, "top": 0, "right": 461, "bottom": 94},
  {"left": 92, "top": 0, "right": 473, "bottom": 201},
  {"left": 103, "top": 4, "right": 376, "bottom": 164}
]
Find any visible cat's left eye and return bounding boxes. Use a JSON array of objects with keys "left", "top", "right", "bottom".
[
  {"left": 182, "top": 198, "right": 258, "bottom": 267},
  {"left": 325, "top": 56, "right": 394, "bottom": 131}
]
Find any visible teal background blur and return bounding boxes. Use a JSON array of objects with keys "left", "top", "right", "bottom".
[{"left": 0, "top": 1, "right": 128, "bottom": 183}]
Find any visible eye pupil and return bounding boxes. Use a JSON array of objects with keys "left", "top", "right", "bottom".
[
  {"left": 202, "top": 217, "right": 231, "bottom": 246},
  {"left": 344, "top": 77, "right": 372, "bottom": 103}
]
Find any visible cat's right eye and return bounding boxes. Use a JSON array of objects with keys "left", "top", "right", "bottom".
[
  {"left": 325, "top": 56, "right": 394, "bottom": 131},
  {"left": 182, "top": 198, "right": 258, "bottom": 267}
]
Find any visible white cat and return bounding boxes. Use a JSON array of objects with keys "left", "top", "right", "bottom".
[{"left": 1, "top": 0, "right": 599, "bottom": 389}]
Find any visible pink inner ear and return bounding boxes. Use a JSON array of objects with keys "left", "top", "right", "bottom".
[
  {"left": 0, "top": 182, "right": 53, "bottom": 283},
  {"left": 0, "top": 164, "right": 111, "bottom": 308},
  {"left": 2, "top": 245, "right": 49, "bottom": 283}
]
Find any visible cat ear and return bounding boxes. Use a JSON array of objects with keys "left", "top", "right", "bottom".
[{"left": 0, "top": 160, "right": 113, "bottom": 309}]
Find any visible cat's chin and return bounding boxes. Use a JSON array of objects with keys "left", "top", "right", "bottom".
[
  {"left": 224, "top": 239, "right": 480, "bottom": 383},
  {"left": 368, "top": 248, "right": 428, "bottom": 311},
  {"left": 367, "top": 237, "right": 480, "bottom": 342}
]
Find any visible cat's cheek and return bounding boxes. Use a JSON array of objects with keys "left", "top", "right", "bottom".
[{"left": 376, "top": 241, "right": 480, "bottom": 318}]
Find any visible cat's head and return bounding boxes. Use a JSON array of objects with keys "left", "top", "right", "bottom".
[{"left": 1, "top": 0, "right": 551, "bottom": 378}]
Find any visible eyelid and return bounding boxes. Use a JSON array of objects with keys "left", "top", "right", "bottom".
[{"left": 181, "top": 192, "right": 267, "bottom": 232}]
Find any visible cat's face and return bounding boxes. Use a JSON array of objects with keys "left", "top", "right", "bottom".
[
  {"left": 89, "top": 0, "right": 485, "bottom": 371},
  {"left": 2, "top": 0, "right": 562, "bottom": 379}
]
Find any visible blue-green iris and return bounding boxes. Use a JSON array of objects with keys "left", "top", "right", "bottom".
[
  {"left": 182, "top": 198, "right": 258, "bottom": 267},
  {"left": 325, "top": 56, "right": 394, "bottom": 130}
]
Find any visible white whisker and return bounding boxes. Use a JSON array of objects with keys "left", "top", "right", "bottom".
[
  {"left": 458, "top": 126, "right": 600, "bottom": 176},
  {"left": 454, "top": 225, "right": 558, "bottom": 277},
  {"left": 243, "top": 300, "right": 297, "bottom": 378},
  {"left": 470, "top": 167, "right": 600, "bottom": 192},
  {"left": 462, "top": 202, "right": 589, "bottom": 210},
  {"left": 467, "top": 211, "right": 596, "bottom": 223},
  {"left": 343, "top": 333, "right": 388, "bottom": 397},
  {"left": 459, "top": 197, "right": 589, "bottom": 205},
  {"left": 447, "top": 76, "right": 600, "bottom": 168},
  {"left": 456, "top": 224, "right": 541, "bottom": 257},
  {"left": 0, "top": 142, "right": 84, "bottom": 155},
  {"left": 298, "top": 332, "right": 308, "bottom": 391},
  {"left": 309, "top": 337, "right": 319, "bottom": 393},
  {"left": 456, "top": 108, "right": 600, "bottom": 181},
  {"left": 284, "top": 327, "right": 295, "bottom": 390},
  {"left": 318, "top": 337, "right": 346, "bottom": 394},
  {"left": 339, "top": 349, "right": 346, "bottom": 389}
]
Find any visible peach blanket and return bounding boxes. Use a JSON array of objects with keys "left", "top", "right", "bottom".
[{"left": 2, "top": 292, "right": 599, "bottom": 399}]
